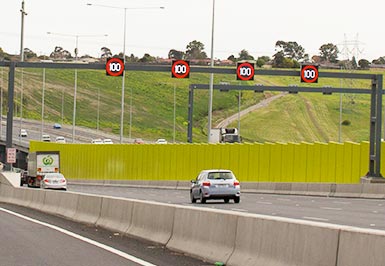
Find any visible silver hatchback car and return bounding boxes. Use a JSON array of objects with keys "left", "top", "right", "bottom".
[{"left": 190, "top": 169, "right": 240, "bottom": 204}]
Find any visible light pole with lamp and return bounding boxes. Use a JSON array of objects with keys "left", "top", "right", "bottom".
[
  {"left": 87, "top": 3, "right": 165, "bottom": 143},
  {"left": 207, "top": 0, "right": 215, "bottom": 142},
  {"left": 19, "top": 0, "right": 27, "bottom": 143},
  {"left": 47, "top": 32, "right": 107, "bottom": 142}
]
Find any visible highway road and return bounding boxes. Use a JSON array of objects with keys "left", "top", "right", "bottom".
[
  {"left": 68, "top": 184, "right": 385, "bottom": 231},
  {"left": 0, "top": 203, "right": 208, "bottom": 266}
]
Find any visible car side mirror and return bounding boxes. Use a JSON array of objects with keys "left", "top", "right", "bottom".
[{"left": 191, "top": 180, "right": 196, "bottom": 184}]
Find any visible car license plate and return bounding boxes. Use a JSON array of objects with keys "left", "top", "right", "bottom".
[{"left": 216, "top": 184, "right": 228, "bottom": 188}]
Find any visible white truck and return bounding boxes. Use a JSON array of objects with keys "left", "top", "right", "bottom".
[
  {"left": 25, "top": 151, "right": 60, "bottom": 187},
  {"left": 209, "top": 128, "right": 241, "bottom": 143}
]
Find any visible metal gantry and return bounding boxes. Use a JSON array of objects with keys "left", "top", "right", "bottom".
[{"left": 0, "top": 61, "right": 383, "bottom": 179}]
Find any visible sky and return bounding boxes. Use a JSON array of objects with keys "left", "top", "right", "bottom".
[{"left": 0, "top": 0, "right": 383, "bottom": 61}]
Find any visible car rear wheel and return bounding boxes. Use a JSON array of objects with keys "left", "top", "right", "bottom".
[
  {"left": 234, "top": 197, "right": 240, "bottom": 203},
  {"left": 190, "top": 192, "right": 196, "bottom": 203},
  {"left": 200, "top": 191, "right": 206, "bottom": 204}
]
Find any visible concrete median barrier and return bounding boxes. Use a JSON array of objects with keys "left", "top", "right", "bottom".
[
  {"left": 167, "top": 206, "right": 238, "bottom": 264},
  {"left": 337, "top": 227, "right": 385, "bottom": 266},
  {"left": 96, "top": 197, "right": 134, "bottom": 233},
  {"left": 51, "top": 191, "right": 80, "bottom": 219},
  {"left": 126, "top": 200, "right": 175, "bottom": 245},
  {"left": 73, "top": 193, "right": 103, "bottom": 224},
  {"left": 27, "top": 189, "right": 46, "bottom": 210},
  {"left": 228, "top": 214, "right": 340, "bottom": 266}
]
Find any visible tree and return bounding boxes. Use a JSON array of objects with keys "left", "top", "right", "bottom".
[
  {"left": 256, "top": 56, "right": 270, "bottom": 67},
  {"left": 50, "top": 46, "right": 72, "bottom": 59},
  {"left": 319, "top": 43, "right": 339, "bottom": 63},
  {"left": 138, "top": 53, "right": 156, "bottom": 63},
  {"left": 168, "top": 49, "right": 184, "bottom": 59},
  {"left": 185, "top": 40, "right": 207, "bottom": 60},
  {"left": 238, "top": 49, "right": 254, "bottom": 61},
  {"left": 272, "top": 51, "right": 299, "bottom": 68},
  {"left": 23, "top": 48, "right": 37, "bottom": 59},
  {"left": 100, "top": 47, "right": 112, "bottom": 59},
  {"left": 227, "top": 55, "right": 236, "bottom": 62},
  {"left": 275, "top": 40, "right": 307, "bottom": 61},
  {"left": 372, "top": 56, "right": 385, "bottom": 65},
  {"left": 358, "top": 59, "right": 370, "bottom": 69}
]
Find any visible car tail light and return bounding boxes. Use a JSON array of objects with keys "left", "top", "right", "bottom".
[
  {"left": 202, "top": 181, "right": 211, "bottom": 187},
  {"left": 44, "top": 179, "right": 49, "bottom": 183},
  {"left": 234, "top": 181, "right": 240, "bottom": 186},
  {"left": 60, "top": 179, "right": 66, "bottom": 183}
]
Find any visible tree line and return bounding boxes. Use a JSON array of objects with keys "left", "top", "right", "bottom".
[{"left": 0, "top": 40, "right": 382, "bottom": 69}]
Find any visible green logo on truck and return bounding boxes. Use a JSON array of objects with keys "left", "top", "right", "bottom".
[{"left": 42, "top": 155, "right": 54, "bottom": 166}]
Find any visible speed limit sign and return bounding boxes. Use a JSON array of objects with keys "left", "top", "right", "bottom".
[
  {"left": 301, "top": 65, "right": 319, "bottom": 83},
  {"left": 237, "top": 62, "right": 255, "bottom": 80},
  {"left": 171, "top": 60, "right": 190, "bottom": 78},
  {"left": 106, "top": 58, "right": 124, "bottom": 76}
]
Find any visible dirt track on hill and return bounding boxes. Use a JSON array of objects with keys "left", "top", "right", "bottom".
[{"left": 215, "top": 92, "right": 288, "bottom": 128}]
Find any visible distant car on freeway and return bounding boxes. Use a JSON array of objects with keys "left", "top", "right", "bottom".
[
  {"left": 55, "top": 136, "right": 66, "bottom": 143},
  {"left": 41, "top": 172, "right": 67, "bottom": 190},
  {"left": 134, "top": 138, "right": 145, "bottom": 144},
  {"left": 53, "top": 123, "right": 62, "bottom": 129},
  {"left": 103, "top": 138, "right": 113, "bottom": 144},
  {"left": 91, "top": 138, "right": 103, "bottom": 144},
  {"left": 41, "top": 134, "right": 51, "bottom": 142},
  {"left": 19, "top": 129, "right": 28, "bottom": 137},
  {"left": 190, "top": 169, "right": 240, "bottom": 204},
  {"left": 155, "top": 138, "right": 168, "bottom": 144}
]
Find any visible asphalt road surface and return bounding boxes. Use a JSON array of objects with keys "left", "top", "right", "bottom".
[
  {"left": 68, "top": 184, "right": 385, "bottom": 230},
  {"left": 0, "top": 203, "right": 210, "bottom": 266}
]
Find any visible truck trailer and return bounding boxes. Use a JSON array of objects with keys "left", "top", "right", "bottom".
[
  {"left": 209, "top": 128, "right": 241, "bottom": 143},
  {"left": 24, "top": 151, "right": 60, "bottom": 188}
]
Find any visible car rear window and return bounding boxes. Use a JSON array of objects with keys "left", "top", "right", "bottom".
[{"left": 208, "top": 172, "right": 233, "bottom": 180}]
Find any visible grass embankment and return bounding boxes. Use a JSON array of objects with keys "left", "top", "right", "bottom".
[{"left": 2, "top": 66, "right": 383, "bottom": 143}]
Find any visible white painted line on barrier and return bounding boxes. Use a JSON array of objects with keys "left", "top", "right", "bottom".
[
  {"left": 0, "top": 207, "right": 157, "bottom": 266},
  {"left": 302, "top": 216, "right": 329, "bottom": 222},
  {"left": 320, "top": 207, "right": 342, "bottom": 211},
  {"left": 231, "top": 208, "right": 248, "bottom": 212}
]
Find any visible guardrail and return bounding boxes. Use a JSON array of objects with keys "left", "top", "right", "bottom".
[{"left": 1, "top": 172, "right": 385, "bottom": 266}]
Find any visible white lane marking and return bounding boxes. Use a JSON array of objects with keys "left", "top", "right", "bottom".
[
  {"left": 257, "top": 201, "right": 272, "bottom": 205},
  {"left": 320, "top": 207, "right": 342, "bottom": 211},
  {"left": 302, "top": 216, "right": 329, "bottom": 222},
  {"left": 370, "top": 224, "right": 376, "bottom": 227},
  {"left": 231, "top": 208, "right": 248, "bottom": 212},
  {"left": 0, "top": 207, "right": 157, "bottom": 266},
  {"left": 277, "top": 198, "right": 291, "bottom": 202},
  {"left": 333, "top": 201, "right": 351, "bottom": 205}
]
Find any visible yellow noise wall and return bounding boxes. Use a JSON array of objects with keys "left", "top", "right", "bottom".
[{"left": 30, "top": 141, "right": 375, "bottom": 184}]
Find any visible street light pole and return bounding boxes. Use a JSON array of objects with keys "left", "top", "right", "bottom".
[
  {"left": 87, "top": 3, "right": 165, "bottom": 143},
  {"left": 20, "top": 0, "right": 27, "bottom": 62},
  {"left": 47, "top": 32, "right": 107, "bottom": 142},
  {"left": 207, "top": 0, "right": 215, "bottom": 142}
]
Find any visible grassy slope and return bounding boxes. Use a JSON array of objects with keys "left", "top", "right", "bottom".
[{"left": 3, "top": 66, "right": 384, "bottom": 143}]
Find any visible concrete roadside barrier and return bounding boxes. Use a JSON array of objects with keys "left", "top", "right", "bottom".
[
  {"left": 255, "top": 182, "right": 276, "bottom": 194},
  {"left": 73, "top": 193, "right": 103, "bottom": 224},
  {"left": 337, "top": 227, "right": 385, "bottom": 266},
  {"left": 96, "top": 197, "right": 134, "bottom": 233},
  {"left": 51, "top": 191, "right": 80, "bottom": 219},
  {"left": 289, "top": 182, "right": 308, "bottom": 195},
  {"left": 306, "top": 183, "right": 333, "bottom": 197},
  {"left": 274, "top": 182, "right": 292, "bottom": 194},
  {"left": 332, "top": 184, "right": 363, "bottom": 198},
  {"left": 26, "top": 189, "right": 46, "bottom": 210},
  {"left": 126, "top": 200, "right": 175, "bottom": 245},
  {"left": 167, "top": 206, "right": 238, "bottom": 264},
  {"left": 227, "top": 214, "right": 340, "bottom": 266},
  {"left": 361, "top": 183, "right": 385, "bottom": 199}
]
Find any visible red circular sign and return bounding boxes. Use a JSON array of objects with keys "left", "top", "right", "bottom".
[
  {"left": 237, "top": 62, "right": 255, "bottom": 81},
  {"left": 171, "top": 60, "right": 190, "bottom": 78},
  {"left": 106, "top": 58, "right": 124, "bottom": 76},
  {"left": 301, "top": 65, "right": 319, "bottom": 83}
]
